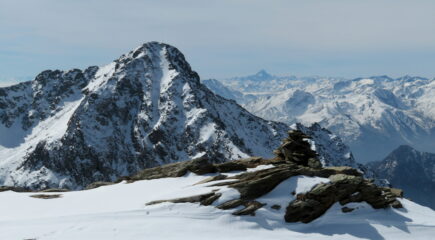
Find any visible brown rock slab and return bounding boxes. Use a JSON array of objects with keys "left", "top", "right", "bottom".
[
  {"left": 194, "top": 174, "right": 227, "bottom": 185},
  {"left": 40, "top": 188, "right": 70, "bottom": 192},
  {"left": 146, "top": 192, "right": 221, "bottom": 206},
  {"left": 217, "top": 199, "right": 245, "bottom": 210},
  {"left": 233, "top": 201, "right": 265, "bottom": 216},
  {"left": 341, "top": 206, "right": 355, "bottom": 213},
  {"left": 30, "top": 194, "right": 62, "bottom": 199},
  {"left": 85, "top": 181, "right": 115, "bottom": 190}
]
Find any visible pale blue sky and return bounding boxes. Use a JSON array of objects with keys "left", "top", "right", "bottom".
[{"left": 1, "top": 0, "right": 435, "bottom": 85}]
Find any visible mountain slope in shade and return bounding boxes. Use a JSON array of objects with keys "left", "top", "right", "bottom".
[
  {"left": 367, "top": 145, "right": 435, "bottom": 210},
  {"left": 0, "top": 42, "right": 290, "bottom": 190},
  {"left": 209, "top": 73, "right": 435, "bottom": 163}
]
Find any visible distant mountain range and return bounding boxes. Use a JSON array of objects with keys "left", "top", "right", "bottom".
[{"left": 203, "top": 71, "right": 435, "bottom": 163}]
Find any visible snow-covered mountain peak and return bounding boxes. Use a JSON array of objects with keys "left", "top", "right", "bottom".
[
  {"left": 103, "top": 41, "right": 199, "bottom": 88},
  {"left": 0, "top": 42, "right": 291, "bottom": 190}
]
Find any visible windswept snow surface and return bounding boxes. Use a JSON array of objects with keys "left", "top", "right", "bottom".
[{"left": 0, "top": 169, "right": 434, "bottom": 240}]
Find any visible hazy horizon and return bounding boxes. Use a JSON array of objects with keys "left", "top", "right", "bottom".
[{"left": 2, "top": 0, "right": 435, "bottom": 84}]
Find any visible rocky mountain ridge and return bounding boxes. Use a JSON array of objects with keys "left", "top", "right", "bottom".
[{"left": 0, "top": 42, "right": 290, "bottom": 189}]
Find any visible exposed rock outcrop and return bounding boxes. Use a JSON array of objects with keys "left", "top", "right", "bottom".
[
  {"left": 141, "top": 130, "right": 403, "bottom": 222},
  {"left": 85, "top": 182, "right": 115, "bottom": 190},
  {"left": 285, "top": 174, "right": 403, "bottom": 223},
  {"left": 146, "top": 192, "right": 221, "bottom": 206}
]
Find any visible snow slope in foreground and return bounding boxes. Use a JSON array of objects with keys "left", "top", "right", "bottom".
[{"left": 0, "top": 170, "right": 434, "bottom": 240}]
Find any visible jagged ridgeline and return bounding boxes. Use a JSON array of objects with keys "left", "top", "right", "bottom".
[{"left": 0, "top": 42, "right": 290, "bottom": 189}]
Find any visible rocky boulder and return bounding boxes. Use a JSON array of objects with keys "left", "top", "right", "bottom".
[{"left": 285, "top": 174, "right": 403, "bottom": 223}]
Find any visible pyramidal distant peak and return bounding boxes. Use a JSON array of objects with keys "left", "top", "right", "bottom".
[
  {"left": 255, "top": 69, "right": 272, "bottom": 77},
  {"left": 235, "top": 69, "right": 274, "bottom": 81}
]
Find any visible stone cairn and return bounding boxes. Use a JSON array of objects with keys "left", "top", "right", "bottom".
[{"left": 273, "top": 130, "right": 322, "bottom": 169}]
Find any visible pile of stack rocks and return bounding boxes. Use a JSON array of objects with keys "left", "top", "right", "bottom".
[{"left": 273, "top": 130, "right": 322, "bottom": 169}]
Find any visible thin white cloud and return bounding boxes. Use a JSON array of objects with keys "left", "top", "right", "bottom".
[{"left": 0, "top": 81, "right": 19, "bottom": 87}]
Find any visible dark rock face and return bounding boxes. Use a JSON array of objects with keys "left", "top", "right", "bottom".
[
  {"left": 0, "top": 68, "right": 97, "bottom": 130},
  {"left": 29, "top": 194, "right": 62, "bottom": 199},
  {"left": 232, "top": 201, "right": 265, "bottom": 216},
  {"left": 128, "top": 156, "right": 217, "bottom": 181},
  {"left": 227, "top": 166, "right": 298, "bottom": 200},
  {"left": 341, "top": 206, "right": 354, "bottom": 213},
  {"left": 85, "top": 181, "right": 115, "bottom": 190},
  {"left": 0, "top": 186, "right": 30, "bottom": 193},
  {"left": 146, "top": 192, "right": 221, "bottom": 206},
  {"left": 367, "top": 145, "right": 435, "bottom": 210}
]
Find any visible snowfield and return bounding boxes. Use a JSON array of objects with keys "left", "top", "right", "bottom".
[{"left": 1, "top": 170, "right": 434, "bottom": 240}]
